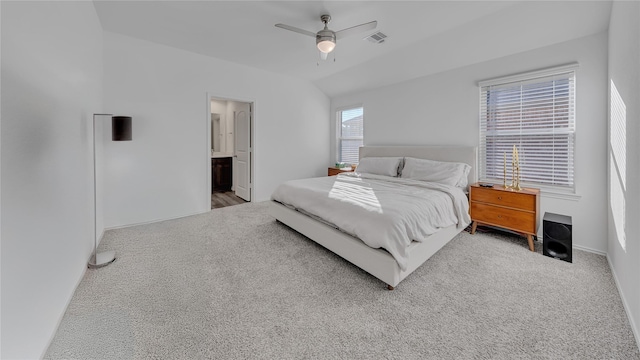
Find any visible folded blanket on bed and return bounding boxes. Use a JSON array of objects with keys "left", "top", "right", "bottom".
[{"left": 271, "top": 172, "right": 470, "bottom": 271}]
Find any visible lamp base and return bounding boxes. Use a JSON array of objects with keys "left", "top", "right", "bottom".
[{"left": 88, "top": 250, "right": 116, "bottom": 269}]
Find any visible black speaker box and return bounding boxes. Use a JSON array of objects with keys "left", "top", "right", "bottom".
[{"left": 543, "top": 212, "right": 572, "bottom": 263}]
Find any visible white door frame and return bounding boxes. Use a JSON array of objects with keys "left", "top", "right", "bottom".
[{"left": 206, "top": 92, "right": 255, "bottom": 207}]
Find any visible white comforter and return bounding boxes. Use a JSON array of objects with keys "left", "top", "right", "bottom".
[{"left": 271, "top": 172, "right": 471, "bottom": 271}]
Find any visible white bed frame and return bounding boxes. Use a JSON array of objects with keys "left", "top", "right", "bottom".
[{"left": 270, "top": 146, "right": 478, "bottom": 290}]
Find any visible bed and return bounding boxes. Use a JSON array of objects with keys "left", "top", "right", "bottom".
[{"left": 270, "top": 146, "right": 477, "bottom": 290}]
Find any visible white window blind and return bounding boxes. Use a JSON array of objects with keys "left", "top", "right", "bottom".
[
  {"left": 337, "top": 107, "right": 363, "bottom": 164},
  {"left": 479, "top": 65, "right": 576, "bottom": 191}
]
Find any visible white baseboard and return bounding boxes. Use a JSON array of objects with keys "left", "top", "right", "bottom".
[
  {"left": 40, "top": 258, "right": 89, "bottom": 359},
  {"left": 42, "top": 228, "right": 109, "bottom": 358},
  {"left": 606, "top": 254, "right": 640, "bottom": 351},
  {"left": 105, "top": 210, "right": 210, "bottom": 231},
  {"left": 573, "top": 244, "right": 607, "bottom": 256}
]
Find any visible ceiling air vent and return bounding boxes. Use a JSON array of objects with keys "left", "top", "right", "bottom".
[{"left": 364, "top": 31, "right": 387, "bottom": 44}]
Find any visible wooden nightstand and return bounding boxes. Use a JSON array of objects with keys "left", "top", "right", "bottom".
[
  {"left": 328, "top": 167, "right": 354, "bottom": 176},
  {"left": 469, "top": 183, "right": 540, "bottom": 251}
]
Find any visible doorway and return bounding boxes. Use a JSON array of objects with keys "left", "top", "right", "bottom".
[{"left": 208, "top": 96, "right": 253, "bottom": 209}]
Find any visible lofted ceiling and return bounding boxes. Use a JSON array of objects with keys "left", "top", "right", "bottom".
[{"left": 93, "top": 1, "right": 612, "bottom": 97}]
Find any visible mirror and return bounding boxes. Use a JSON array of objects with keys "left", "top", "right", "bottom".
[{"left": 211, "top": 113, "right": 222, "bottom": 152}]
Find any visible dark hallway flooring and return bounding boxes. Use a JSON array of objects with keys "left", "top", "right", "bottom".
[{"left": 211, "top": 191, "right": 246, "bottom": 209}]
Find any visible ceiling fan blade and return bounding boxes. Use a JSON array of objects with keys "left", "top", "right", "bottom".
[
  {"left": 275, "top": 24, "right": 316, "bottom": 38},
  {"left": 319, "top": 51, "right": 328, "bottom": 60},
  {"left": 335, "top": 21, "right": 377, "bottom": 40}
]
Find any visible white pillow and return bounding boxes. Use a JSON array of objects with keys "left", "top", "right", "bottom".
[
  {"left": 457, "top": 163, "right": 472, "bottom": 188},
  {"left": 400, "top": 157, "right": 471, "bottom": 188},
  {"left": 355, "top": 157, "right": 403, "bottom": 177}
]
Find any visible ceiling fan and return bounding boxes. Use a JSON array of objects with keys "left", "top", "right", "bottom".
[{"left": 275, "top": 15, "right": 377, "bottom": 60}]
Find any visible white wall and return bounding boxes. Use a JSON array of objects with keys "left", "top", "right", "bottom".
[
  {"left": 1, "top": 2, "right": 104, "bottom": 358},
  {"left": 607, "top": 0, "right": 640, "bottom": 346},
  {"left": 332, "top": 32, "right": 609, "bottom": 253},
  {"left": 102, "top": 32, "right": 329, "bottom": 228}
]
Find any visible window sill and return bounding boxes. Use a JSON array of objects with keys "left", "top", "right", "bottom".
[
  {"left": 481, "top": 179, "right": 581, "bottom": 201},
  {"left": 529, "top": 184, "right": 581, "bottom": 201},
  {"left": 539, "top": 190, "right": 581, "bottom": 201}
]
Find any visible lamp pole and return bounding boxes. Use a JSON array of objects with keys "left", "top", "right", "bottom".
[{"left": 88, "top": 113, "right": 117, "bottom": 268}]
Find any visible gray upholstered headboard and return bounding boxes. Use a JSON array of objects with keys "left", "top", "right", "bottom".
[{"left": 359, "top": 145, "right": 478, "bottom": 187}]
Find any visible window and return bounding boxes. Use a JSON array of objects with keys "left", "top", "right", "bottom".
[
  {"left": 337, "top": 107, "right": 363, "bottom": 164},
  {"left": 610, "top": 79, "right": 626, "bottom": 250},
  {"left": 479, "top": 64, "right": 577, "bottom": 192}
]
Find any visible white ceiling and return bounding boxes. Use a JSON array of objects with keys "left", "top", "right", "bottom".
[{"left": 93, "top": 1, "right": 612, "bottom": 97}]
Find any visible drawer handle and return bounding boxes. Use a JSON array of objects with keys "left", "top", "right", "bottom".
[
  {"left": 497, "top": 215, "right": 503, "bottom": 218},
  {"left": 497, "top": 196, "right": 502, "bottom": 200}
]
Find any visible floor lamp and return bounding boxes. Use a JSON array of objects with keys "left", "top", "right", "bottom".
[{"left": 88, "top": 114, "right": 132, "bottom": 269}]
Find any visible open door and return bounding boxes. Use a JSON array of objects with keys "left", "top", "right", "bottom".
[{"left": 234, "top": 103, "right": 251, "bottom": 201}]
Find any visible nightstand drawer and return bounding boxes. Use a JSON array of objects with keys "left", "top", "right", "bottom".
[
  {"left": 328, "top": 167, "right": 354, "bottom": 176},
  {"left": 470, "top": 187, "right": 535, "bottom": 211},
  {"left": 471, "top": 202, "right": 536, "bottom": 234}
]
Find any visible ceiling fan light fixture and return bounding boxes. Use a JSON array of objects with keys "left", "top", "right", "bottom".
[
  {"left": 276, "top": 14, "right": 376, "bottom": 57},
  {"left": 317, "top": 39, "right": 336, "bottom": 53},
  {"left": 316, "top": 28, "right": 336, "bottom": 53}
]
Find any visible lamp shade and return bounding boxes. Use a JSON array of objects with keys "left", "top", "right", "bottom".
[
  {"left": 317, "top": 40, "right": 336, "bottom": 53},
  {"left": 316, "top": 30, "right": 336, "bottom": 54},
  {"left": 112, "top": 116, "right": 132, "bottom": 141}
]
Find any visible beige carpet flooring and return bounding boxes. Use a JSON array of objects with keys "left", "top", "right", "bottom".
[{"left": 45, "top": 201, "right": 639, "bottom": 359}]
